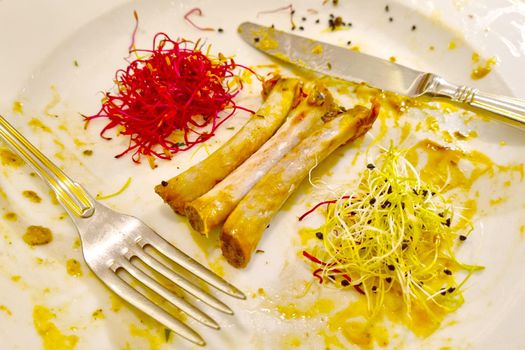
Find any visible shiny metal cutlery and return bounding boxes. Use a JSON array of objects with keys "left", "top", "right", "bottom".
[
  {"left": 0, "top": 115, "right": 246, "bottom": 346},
  {"left": 239, "top": 22, "right": 525, "bottom": 127}
]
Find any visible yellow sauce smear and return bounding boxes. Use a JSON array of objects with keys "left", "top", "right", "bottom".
[
  {"left": 23, "top": 225, "right": 53, "bottom": 246},
  {"left": 22, "top": 190, "right": 42, "bottom": 203},
  {"left": 33, "top": 305, "right": 78, "bottom": 350},
  {"left": 406, "top": 139, "right": 495, "bottom": 191}
]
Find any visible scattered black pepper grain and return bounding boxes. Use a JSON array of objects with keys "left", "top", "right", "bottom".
[
  {"left": 385, "top": 277, "right": 392, "bottom": 283},
  {"left": 254, "top": 37, "right": 260, "bottom": 43},
  {"left": 447, "top": 287, "right": 456, "bottom": 293},
  {"left": 347, "top": 40, "right": 352, "bottom": 45},
  {"left": 389, "top": 17, "right": 394, "bottom": 22},
  {"left": 73, "top": 60, "right": 79, "bottom": 67},
  {"left": 161, "top": 181, "right": 168, "bottom": 187},
  {"left": 366, "top": 163, "right": 375, "bottom": 169},
  {"left": 371, "top": 286, "right": 377, "bottom": 292},
  {"left": 347, "top": 22, "right": 352, "bottom": 27},
  {"left": 315, "top": 19, "right": 320, "bottom": 24},
  {"left": 385, "top": 5, "right": 390, "bottom": 12},
  {"left": 299, "top": 26, "right": 304, "bottom": 30},
  {"left": 271, "top": 24, "right": 275, "bottom": 28},
  {"left": 387, "top": 264, "right": 395, "bottom": 271},
  {"left": 445, "top": 218, "right": 451, "bottom": 227},
  {"left": 315, "top": 232, "right": 324, "bottom": 240},
  {"left": 302, "top": 17, "right": 307, "bottom": 21},
  {"left": 218, "top": 28, "right": 224, "bottom": 33},
  {"left": 440, "top": 288, "right": 447, "bottom": 296},
  {"left": 401, "top": 242, "right": 408, "bottom": 250},
  {"left": 341, "top": 279, "right": 350, "bottom": 287},
  {"left": 327, "top": 62, "right": 332, "bottom": 69},
  {"left": 291, "top": 10, "right": 295, "bottom": 15},
  {"left": 459, "top": 235, "right": 467, "bottom": 241},
  {"left": 444, "top": 269, "right": 452, "bottom": 275},
  {"left": 328, "top": 275, "right": 335, "bottom": 281},
  {"left": 370, "top": 198, "right": 376, "bottom": 205},
  {"left": 411, "top": 25, "right": 416, "bottom": 31}
]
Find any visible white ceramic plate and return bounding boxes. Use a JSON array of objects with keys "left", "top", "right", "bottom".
[{"left": 0, "top": 0, "right": 524, "bottom": 349}]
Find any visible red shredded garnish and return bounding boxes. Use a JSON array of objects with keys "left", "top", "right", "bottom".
[
  {"left": 85, "top": 32, "right": 255, "bottom": 163},
  {"left": 302, "top": 250, "right": 364, "bottom": 294},
  {"left": 184, "top": 8, "right": 215, "bottom": 32},
  {"left": 257, "top": 4, "right": 296, "bottom": 30},
  {"left": 298, "top": 195, "right": 351, "bottom": 221}
]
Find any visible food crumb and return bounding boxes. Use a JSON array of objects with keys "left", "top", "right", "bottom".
[
  {"left": 66, "top": 259, "right": 83, "bottom": 277},
  {"left": 389, "top": 56, "right": 397, "bottom": 63},
  {"left": 82, "top": 149, "right": 93, "bottom": 156},
  {"left": 448, "top": 41, "right": 457, "bottom": 50},
  {"left": 10, "top": 275, "right": 21, "bottom": 282},
  {"left": 22, "top": 190, "right": 42, "bottom": 203},
  {"left": 23, "top": 225, "right": 53, "bottom": 246}
]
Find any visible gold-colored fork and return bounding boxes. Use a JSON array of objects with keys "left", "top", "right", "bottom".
[{"left": 0, "top": 115, "right": 245, "bottom": 346}]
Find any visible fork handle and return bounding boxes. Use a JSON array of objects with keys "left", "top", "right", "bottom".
[
  {"left": 427, "top": 75, "right": 525, "bottom": 128},
  {"left": 0, "top": 115, "right": 95, "bottom": 218}
]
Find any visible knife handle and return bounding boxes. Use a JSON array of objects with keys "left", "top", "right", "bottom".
[{"left": 427, "top": 75, "right": 525, "bottom": 128}]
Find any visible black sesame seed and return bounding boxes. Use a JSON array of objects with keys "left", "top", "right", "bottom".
[
  {"left": 372, "top": 286, "right": 377, "bottom": 292},
  {"left": 315, "top": 19, "right": 320, "bottom": 24},
  {"left": 161, "top": 180, "right": 168, "bottom": 187},
  {"left": 254, "top": 37, "right": 260, "bottom": 43},
  {"left": 347, "top": 40, "right": 352, "bottom": 45},
  {"left": 440, "top": 288, "right": 447, "bottom": 296},
  {"left": 217, "top": 28, "right": 224, "bottom": 33},
  {"left": 459, "top": 235, "right": 467, "bottom": 241},
  {"left": 299, "top": 26, "right": 304, "bottom": 30},
  {"left": 444, "top": 269, "right": 452, "bottom": 275},
  {"left": 401, "top": 243, "right": 408, "bottom": 250},
  {"left": 389, "top": 17, "right": 394, "bottom": 22},
  {"left": 315, "top": 232, "right": 324, "bottom": 240},
  {"left": 445, "top": 218, "right": 451, "bottom": 227},
  {"left": 341, "top": 279, "right": 350, "bottom": 287},
  {"left": 387, "top": 264, "right": 395, "bottom": 271},
  {"left": 370, "top": 198, "right": 376, "bottom": 205},
  {"left": 385, "top": 5, "right": 390, "bottom": 12},
  {"left": 447, "top": 287, "right": 456, "bottom": 293},
  {"left": 438, "top": 212, "right": 445, "bottom": 218},
  {"left": 385, "top": 277, "right": 392, "bottom": 283},
  {"left": 401, "top": 202, "right": 405, "bottom": 209},
  {"left": 367, "top": 163, "right": 375, "bottom": 169},
  {"left": 411, "top": 25, "right": 417, "bottom": 31},
  {"left": 367, "top": 219, "right": 372, "bottom": 224}
]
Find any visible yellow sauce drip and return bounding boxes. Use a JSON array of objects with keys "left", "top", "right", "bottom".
[
  {"left": 22, "top": 190, "right": 42, "bottom": 203},
  {"left": 92, "top": 309, "right": 105, "bottom": 320},
  {"left": 33, "top": 305, "right": 78, "bottom": 350},
  {"left": 3, "top": 212, "right": 17, "bottom": 221},
  {"left": 28, "top": 118, "right": 52, "bottom": 133},
  {"left": 471, "top": 55, "right": 497, "bottom": 80},
  {"left": 12, "top": 100, "right": 23, "bottom": 114},
  {"left": 0, "top": 305, "right": 12, "bottom": 316},
  {"left": 44, "top": 85, "right": 61, "bottom": 117},
  {"left": 277, "top": 298, "right": 335, "bottom": 319},
  {"left": 66, "top": 259, "right": 82, "bottom": 277},
  {"left": 0, "top": 148, "right": 24, "bottom": 167}
]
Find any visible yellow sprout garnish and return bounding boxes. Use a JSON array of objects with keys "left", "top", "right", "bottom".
[{"left": 303, "top": 144, "right": 483, "bottom": 318}]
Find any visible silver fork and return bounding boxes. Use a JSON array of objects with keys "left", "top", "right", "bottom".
[{"left": 0, "top": 115, "right": 245, "bottom": 346}]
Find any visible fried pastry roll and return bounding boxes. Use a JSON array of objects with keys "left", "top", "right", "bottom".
[
  {"left": 221, "top": 102, "right": 380, "bottom": 268},
  {"left": 185, "top": 82, "right": 339, "bottom": 234}
]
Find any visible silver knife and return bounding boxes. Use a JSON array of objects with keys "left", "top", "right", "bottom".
[{"left": 238, "top": 21, "right": 525, "bottom": 128}]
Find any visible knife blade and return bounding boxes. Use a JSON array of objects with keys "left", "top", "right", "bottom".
[
  {"left": 238, "top": 21, "right": 525, "bottom": 127},
  {"left": 238, "top": 21, "right": 426, "bottom": 96}
]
